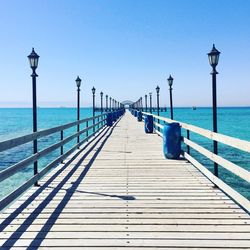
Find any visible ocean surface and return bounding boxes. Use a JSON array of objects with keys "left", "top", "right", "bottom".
[{"left": 0, "top": 107, "right": 249, "bottom": 201}]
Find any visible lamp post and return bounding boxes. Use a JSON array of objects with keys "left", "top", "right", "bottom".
[
  {"left": 106, "top": 94, "right": 108, "bottom": 111},
  {"left": 145, "top": 94, "right": 148, "bottom": 112},
  {"left": 28, "top": 48, "right": 39, "bottom": 185},
  {"left": 156, "top": 86, "right": 160, "bottom": 131},
  {"left": 75, "top": 76, "right": 81, "bottom": 145},
  {"left": 208, "top": 44, "right": 220, "bottom": 177},
  {"left": 109, "top": 97, "right": 112, "bottom": 111},
  {"left": 100, "top": 91, "right": 103, "bottom": 113},
  {"left": 156, "top": 86, "right": 160, "bottom": 116},
  {"left": 92, "top": 87, "right": 96, "bottom": 132},
  {"left": 168, "top": 75, "right": 174, "bottom": 120},
  {"left": 149, "top": 92, "right": 152, "bottom": 113}
]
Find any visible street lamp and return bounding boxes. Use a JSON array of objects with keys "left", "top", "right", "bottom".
[
  {"left": 149, "top": 92, "right": 152, "bottom": 113},
  {"left": 100, "top": 91, "right": 103, "bottom": 113},
  {"left": 106, "top": 94, "right": 108, "bottom": 111},
  {"left": 208, "top": 44, "right": 220, "bottom": 177},
  {"left": 75, "top": 76, "right": 81, "bottom": 145},
  {"left": 28, "top": 48, "right": 39, "bottom": 185},
  {"left": 168, "top": 75, "right": 174, "bottom": 120},
  {"left": 145, "top": 94, "right": 148, "bottom": 112},
  {"left": 92, "top": 87, "right": 96, "bottom": 132},
  {"left": 109, "top": 97, "right": 112, "bottom": 111}
]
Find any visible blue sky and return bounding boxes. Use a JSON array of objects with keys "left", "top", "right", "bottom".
[{"left": 0, "top": 0, "right": 249, "bottom": 107}]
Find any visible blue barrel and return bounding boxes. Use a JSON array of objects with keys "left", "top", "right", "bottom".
[
  {"left": 137, "top": 111, "right": 142, "bottom": 122},
  {"left": 163, "top": 123, "right": 181, "bottom": 159},
  {"left": 134, "top": 111, "right": 137, "bottom": 117},
  {"left": 107, "top": 113, "right": 113, "bottom": 126},
  {"left": 114, "top": 112, "right": 117, "bottom": 121},
  {"left": 144, "top": 115, "right": 153, "bottom": 133}
]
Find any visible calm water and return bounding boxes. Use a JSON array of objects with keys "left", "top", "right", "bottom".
[{"left": 0, "top": 107, "right": 249, "bottom": 200}]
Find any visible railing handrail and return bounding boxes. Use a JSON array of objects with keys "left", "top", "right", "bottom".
[
  {"left": 142, "top": 111, "right": 250, "bottom": 154},
  {"left": 0, "top": 113, "right": 107, "bottom": 153}
]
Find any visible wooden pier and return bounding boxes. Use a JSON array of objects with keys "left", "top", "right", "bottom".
[{"left": 0, "top": 111, "right": 249, "bottom": 249}]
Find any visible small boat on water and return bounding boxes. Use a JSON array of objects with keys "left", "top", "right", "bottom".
[{"left": 192, "top": 106, "right": 197, "bottom": 110}]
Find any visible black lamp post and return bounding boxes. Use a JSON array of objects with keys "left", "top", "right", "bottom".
[
  {"left": 109, "top": 97, "right": 112, "bottom": 111},
  {"left": 168, "top": 75, "right": 174, "bottom": 120},
  {"left": 106, "top": 95, "right": 108, "bottom": 111},
  {"left": 28, "top": 48, "right": 39, "bottom": 185},
  {"left": 156, "top": 86, "right": 160, "bottom": 131},
  {"left": 92, "top": 87, "right": 96, "bottom": 132},
  {"left": 149, "top": 92, "right": 152, "bottom": 113},
  {"left": 156, "top": 86, "right": 160, "bottom": 116},
  {"left": 145, "top": 94, "right": 148, "bottom": 112},
  {"left": 208, "top": 44, "right": 220, "bottom": 177},
  {"left": 75, "top": 76, "right": 81, "bottom": 145},
  {"left": 100, "top": 91, "right": 103, "bottom": 113}
]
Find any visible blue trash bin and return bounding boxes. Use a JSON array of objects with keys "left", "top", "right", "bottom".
[
  {"left": 163, "top": 123, "right": 181, "bottom": 159},
  {"left": 137, "top": 111, "right": 142, "bottom": 122},
  {"left": 144, "top": 115, "right": 153, "bottom": 133},
  {"left": 107, "top": 113, "right": 113, "bottom": 126}
]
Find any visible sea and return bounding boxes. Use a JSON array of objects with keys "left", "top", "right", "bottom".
[{"left": 0, "top": 107, "right": 249, "bottom": 201}]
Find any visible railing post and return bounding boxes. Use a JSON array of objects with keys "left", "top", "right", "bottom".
[
  {"left": 86, "top": 120, "right": 89, "bottom": 138},
  {"left": 92, "top": 87, "right": 96, "bottom": 133},
  {"left": 187, "top": 130, "right": 190, "bottom": 155},
  {"left": 60, "top": 130, "right": 64, "bottom": 163}
]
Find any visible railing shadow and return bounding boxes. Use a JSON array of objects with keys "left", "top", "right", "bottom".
[{"left": 0, "top": 117, "right": 123, "bottom": 249}]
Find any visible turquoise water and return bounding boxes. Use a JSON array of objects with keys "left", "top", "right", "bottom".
[{"left": 0, "top": 107, "right": 249, "bottom": 200}]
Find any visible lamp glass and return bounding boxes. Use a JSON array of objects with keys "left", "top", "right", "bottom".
[
  {"left": 75, "top": 76, "right": 81, "bottom": 88},
  {"left": 208, "top": 44, "right": 220, "bottom": 67},
  {"left": 156, "top": 86, "right": 160, "bottom": 93},
  {"left": 28, "top": 48, "right": 39, "bottom": 69},
  {"left": 168, "top": 75, "right": 174, "bottom": 87}
]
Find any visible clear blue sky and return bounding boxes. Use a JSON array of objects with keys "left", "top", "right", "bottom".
[{"left": 0, "top": 0, "right": 249, "bottom": 107}]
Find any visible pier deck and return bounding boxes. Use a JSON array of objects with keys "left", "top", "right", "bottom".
[{"left": 0, "top": 112, "right": 249, "bottom": 249}]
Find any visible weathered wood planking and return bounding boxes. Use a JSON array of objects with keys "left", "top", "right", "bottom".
[{"left": 0, "top": 111, "right": 249, "bottom": 249}]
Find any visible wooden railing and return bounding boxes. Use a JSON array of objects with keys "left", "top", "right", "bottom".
[
  {"left": 0, "top": 111, "right": 122, "bottom": 211},
  {"left": 137, "top": 110, "right": 250, "bottom": 212}
]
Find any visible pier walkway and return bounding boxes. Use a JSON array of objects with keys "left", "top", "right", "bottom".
[{"left": 0, "top": 112, "right": 250, "bottom": 249}]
